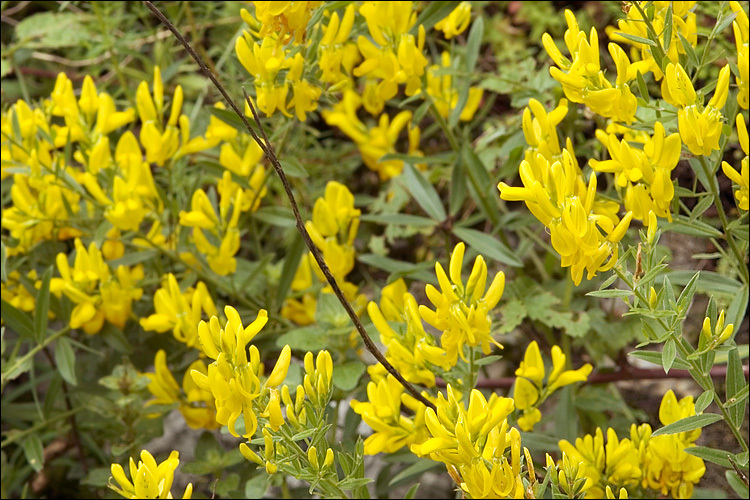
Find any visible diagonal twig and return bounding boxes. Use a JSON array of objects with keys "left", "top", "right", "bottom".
[{"left": 142, "top": 1, "right": 436, "bottom": 411}]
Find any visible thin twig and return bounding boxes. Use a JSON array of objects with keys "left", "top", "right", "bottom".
[
  {"left": 436, "top": 363, "right": 749, "bottom": 389},
  {"left": 142, "top": 1, "right": 436, "bottom": 411}
]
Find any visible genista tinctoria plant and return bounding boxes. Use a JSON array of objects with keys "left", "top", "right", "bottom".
[{"left": 0, "top": 2, "right": 747, "bottom": 499}]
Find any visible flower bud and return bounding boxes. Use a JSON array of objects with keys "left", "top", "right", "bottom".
[
  {"left": 307, "top": 446, "right": 319, "bottom": 471},
  {"left": 648, "top": 286, "right": 657, "bottom": 309},
  {"left": 239, "top": 443, "right": 263, "bottom": 465},
  {"left": 266, "top": 345, "right": 291, "bottom": 387},
  {"left": 323, "top": 448, "right": 334, "bottom": 469}
]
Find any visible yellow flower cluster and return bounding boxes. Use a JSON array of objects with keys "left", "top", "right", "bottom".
[
  {"left": 557, "top": 390, "right": 705, "bottom": 499},
  {"left": 140, "top": 274, "right": 218, "bottom": 351},
  {"left": 191, "top": 306, "right": 290, "bottom": 438},
  {"left": 50, "top": 238, "right": 143, "bottom": 334},
  {"left": 282, "top": 181, "right": 366, "bottom": 324},
  {"left": 410, "top": 386, "right": 526, "bottom": 499},
  {"left": 110, "top": 449, "right": 192, "bottom": 499},
  {"left": 513, "top": 341, "right": 592, "bottom": 431},
  {"left": 498, "top": 99, "right": 632, "bottom": 285},
  {"left": 144, "top": 350, "right": 219, "bottom": 430},
  {"left": 236, "top": 1, "right": 483, "bottom": 180},
  {"left": 543, "top": 10, "right": 644, "bottom": 124},
  {"left": 732, "top": 2, "right": 749, "bottom": 109},
  {"left": 607, "top": 2, "right": 697, "bottom": 81},
  {"left": 366, "top": 278, "right": 450, "bottom": 387}
]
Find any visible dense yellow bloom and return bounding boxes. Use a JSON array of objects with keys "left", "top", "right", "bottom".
[
  {"left": 236, "top": 34, "right": 292, "bottom": 117},
  {"left": 732, "top": 1, "right": 749, "bottom": 109},
  {"left": 323, "top": 90, "right": 422, "bottom": 180},
  {"left": 424, "top": 52, "right": 484, "bottom": 122},
  {"left": 513, "top": 341, "right": 592, "bottom": 431},
  {"left": 136, "top": 67, "right": 217, "bottom": 166},
  {"left": 252, "top": 1, "right": 322, "bottom": 44},
  {"left": 722, "top": 114, "right": 749, "bottom": 211},
  {"left": 409, "top": 386, "right": 524, "bottom": 499},
  {"left": 350, "top": 374, "right": 430, "bottom": 455},
  {"left": 418, "top": 242, "right": 505, "bottom": 365},
  {"left": 191, "top": 306, "right": 292, "bottom": 438},
  {"left": 543, "top": 11, "right": 642, "bottom": 123},
  {"left": 318, "top": 4, "right": 359, "bottom": 84},
  {"left": 663, "top": 62, "right": 730, "bottom": 156},
  {"left": 145, "top": 350, "right": 219, "bottom": 430},
  {"left": 140, "top": 274, "right": 217, "bottom": 351},
  {"left": 109, "top": 450, "right": 192, "bottom": 499},
  {"left": 522, "top": 98, "right": 568, "bottom": 161},
  {"left": 434, "top": 2, "right": 472, "bottom": 39},
  {"left": 499, "top": 133, "right": 632, "bottom": 284},
  {"left": 367, "top": 279, "right": 451, "bottom": 386},
  {"left": 558, "top": 427, "right": 641, "bottom": 498},
  {"left": 353, "top": 1, "right": 428, "bottom": 114},
  {"left": 591, "top": 121, "right": 681, "bottom": 222},
  {"left": 0, "top": 270, "right": 43, "bottom": 313},
  {"left": 607, "top": 2, "right": 697, "bottom": 81},
  {"left": 50, "top": 238, "right": 143, "bottom": 334}
]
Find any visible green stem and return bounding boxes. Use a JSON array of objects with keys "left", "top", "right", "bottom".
[
  {"left": 632, "top": 2, "right": 669, "bottom": 70},
  {"left": 92, "top": 2, "right": 133, "bottom": 105},
  {"left": 697, "top": 156, "right": 749, "bottom": 284},
  {"left": 614, "top": 266, "right": 749, "bottom": 454},
  {"left": 0, "top": 406, "right": 83, "bottom": 448},
  {"left": 0, "top": 326, "right": 71, "bottom": 390},
  {"left": 9, "top": 52, "right": 31, "bottom": 103}
]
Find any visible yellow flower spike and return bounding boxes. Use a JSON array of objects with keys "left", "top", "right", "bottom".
[
  {"left": 153, "top": 66, "right": 164, "bottom": 113},
  {"left": 266, "top": 345, "right": 292, "bottom": 388},
  {"left": 135, "top": 80, "right": 158, "bottom": 125},
  {"left": 109, "top": 450, "right": 191, "bottom": 499},
  {"left": 516, "top": 341, "right": 545, "bottom": 386},
  {"left": 78, "top": 75, "right": 100, "bottom": 119},
  {"left": 435, "top": 1, "right": 471, "bottom": 39}
]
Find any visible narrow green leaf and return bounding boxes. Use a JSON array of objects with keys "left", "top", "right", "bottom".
[
  {"left": 339, "top": 477, "right": 374, "bottom": 490},
  {"left": 712, "top": 11, "right": 738, "bottom": 39},
  {"left": 359, "top": 214, "right": 436, "bottom": 227},
  {"left": 34, "top": 266, "right": 52, "bottom": 343},
  {"left": 669, "top": 270, "right": 743, "bottom": 295},
  {"left": 679, "top": 33, "right": 700, "bottom": 68},
  {"left": 389, "top": 458, "right": 441, "bottom": 486},
  {"left": 662, "top": 3, "right": 673, "bottom": 51},
  {"left": 586, "top": 289, "right": 633, "bottom": 298},
  {"left": 684, "top": 446, "right": 733, "bottom": 468},
  {"left": 452, "top": 227, "right": 523, "bottom": 268},
  {"left": 628, "top": 350, "right": 690, "bottom": 370},
  {"left": 662, "top": 338, "right": 676, "bottom": 373},
  {"left": 21, "top": 434, "right": 44, "bottom": 472},
  {"left": 725, "top": 384, "right": 749, "bottom": 409},
  {"left": 726, "top": 347, "right": 746, "bottom": 429},
  {"left": 465, "top": 16, "right": 484, "bottom": 73},
  {"left": 1, "top": 299, "right": 35, "bottom": 340},
  {"left": 462, "top": 146, "right": 501, "bottom": 225},
  {"left": 54, "top": 336, "right": 77, "bottom": 386},
  {"left": 665, "top": 214, "right": 723, "bottom": 238},
  {"left": 207, "top": 106, "right": 249, "bottom": 135},
  {"left": 676, "top": 271, "right": 700, "bottom": 313},
  {"left": 650, "top": 413, "right": 723, "bottom": 437},
  {"left": 332, "top": 361, "right": 365, "bottom": 391},
  {"left": 636, "top": 70, "right": 650, "bottom": 103},
  {"left": 694, "top": 390, "right": 713, "bottom": 414},
  {"left": 276, "top": 234, "right": 305, "bottom": 307},
  {"left": 0, "top": 242, "right": 6, "bottom": 282},
  {"left": 404, "top": 484, "right": 420, "bottom": 499},
  {"left": 400, "top": 163, "right": 446, "bottom": 221},
  {"left": 726, "top": 285, "right": 748, "bottom": 337},
  {"left": 726, "top": 470, "right": 749, "bottom": 499},
  {"left": 449, "top": 155, "right": 467, "bottom": 216},
  {"left": 281, "top": 157, "right": 309, "bottom": 178},
  {"left": 410, "top": 1, "right": 462, "bottom": 35},
  {"left": 614, "top": 31, "right": 657, "bottom": 46}
]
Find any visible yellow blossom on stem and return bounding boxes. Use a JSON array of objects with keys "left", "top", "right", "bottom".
[
  {"left": 722, "top": 114, "right": 749, "bottom": 211},
  {"left": 423, "top": 52, "right": 484, "bottom": 122},
  {"left": 434, "top": 2, "right": 472, "bottom": 39},
  {"left": 109, "top": 450, "right": 192, "bottom": 499},
  {"left": 251, "top": 1, "right": 323, "bottom": 44},
  {"left": 418, "top": 242, "right": 505, "bottom": 365}
]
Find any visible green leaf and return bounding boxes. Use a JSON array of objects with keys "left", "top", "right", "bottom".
[
  {"left": 726, "top": 347, "right": 746, "bottom": 429},
  {"left": 410, "top": 1, "right": 462, "bottom": 35},
  {"left": 1, "top": 299, "right": 35, "bottom": 340},
  {"left": 726, "top": 285, "right": 748, "bottom": 337},
  {"left": 614, "top": 31, "right": 657, "bottom": 46},
  {"left": 108, "top": 249, "right": 159, "bottom": 268},
  {"left": 244, "top": 475, "right": 268, "bottom": 498},
  {"left": 684, "top": 446, "right": 734, "bottom": 468},
  {"left": 665, "top": 215, "right": 723, "bottom": 238},
  {"left": 400, "top": 163, "right": 446, "bottom": 221},
  {"left": 254, "top": 206, "right": 296, "bottom": 228},
  {"left": 15, "top": 12, "right": 91, "bottom": 48},
  {"left": 676, "top": 271, "right": 700, "bottom": 314},
  {"left": 628, "top": 350, "right": 690, "bottom": 370},
  {"left": 281, "top": 157, "right": 309, "bottom": 178},
  {"left": 586, "top": 289, "right": 633, "bottom": 298},
  {"left": 679, "top": 33, "right": 700, "bottom": 68},
  {"left": 636, "top": 70, "right": 650, "bottom": 103},
  {"left": 404, "top": 483, "right": 421, "bottom": 499},
  {"left": 662, "top": 338, "right": 676, "bottom": 373},
  {"left": 315, "top": 293, "right": 349, "bottom": 327},
  {"left": 449, "top": 157, "right": 467, "bottom": 216},
  {"left": 475, "top": 355, "right": 503, "bottom": 366},
  {"left": 668, "top": 271, "right": 743, "bottom": 295},
  {"left": 207, "top": 106, "right": 248, "bottom": 135},
  {"left": 662, "top": 2, "right": 673, "bottom": 51},
  {"left": 452, "top": 227, "right": 522, "bottom": 268},
  {"left": 359, "top": 214, "right": 436, "bottom": 227},
  {"left": 276, "top": 326, "right": 328, "bottom": 352},
  {"left": 725, "top": 384, "right": 749, "bottom": 409},
  {"left": 465, "top": 16, "right": 484, "bottom": 73},
  {"left": 54, "top": 336, "right": 77, "bottom": 386},
  {"left": 339, "top": 477, "right": 374, "bottom": 490},
  {"left": 332, "top": 361, "right": 365, "bottom": 391},
  {"left": 276, "top": 234, "right": 305, "bottom": 306},
  {"left": 650, "top": 413, "right": 723, "bottom": 437},
  {"left": 462, "top": 146, "right": 500, "bottom": 226},
  {"left": 726, "top": 470, "right": 749, "bottom": 499},
  {"left": 34, "top": 266, "right": 52, "bottom": 343},
  {"left": 694, "top": 390, "right": 713, "bottom": 414},
  {"left": 21, "top": 434, "right": 44, "bottom": 472},
  {"left": 0, "top": 242, "right": 6, "bottom": 282}
]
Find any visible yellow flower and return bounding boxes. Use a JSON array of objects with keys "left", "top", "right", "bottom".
[
  {"left": 418, "top": 242, "right": 505, "bottom": 365},
  {"left": 109, "top": 450, "right": 192, "bottom": 499},
  {"left": 318, "top": 4, "right": 359, "bottom": 84},
  {"left": 514, "top": 341, "right": 592, "bottom": 431},
  {"left": 423, "top": 52, "right": 484, "bottom": 122},
  {"left": 251, "top": 1, "right": 322, "bottom": 44},
  {"left": 732, "top": 2, "right": 749, "bottom": 109},
  {"left": 350, "top": 374, "right": 430, "bottom": 454},
  {"left": 722, "top": 114, "right": 749, "bottom": 211},
  {"left": 434, "top": 2, "right": 472, "bottom": 39},
  {"left": 663, "top": 63, "right": 730, "bottom": 156},
  {"left": 590, "top": 121, "right": 681, "bottom": 222},
  {"left": 236, "top": 34, "right": 292, "bottom": 117},
  {"left": 140, "top": 274, "right": 217, "bottom": 351}
]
